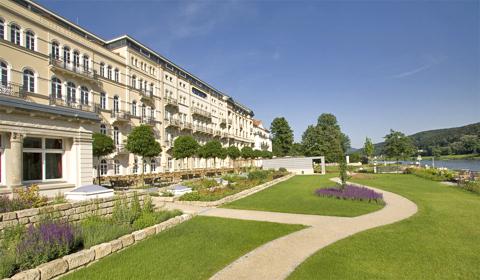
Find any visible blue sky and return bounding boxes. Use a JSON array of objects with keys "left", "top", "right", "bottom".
[{"left": 38, "top": 0, "right": 479, "bottom": 148}]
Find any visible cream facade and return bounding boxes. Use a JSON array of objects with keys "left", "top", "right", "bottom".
[
  {"left": 253, "top": 120, "right": 272, "bottom": 152},
  {"left": 0, "top": 0, "right": 260, "bottom": 195}
]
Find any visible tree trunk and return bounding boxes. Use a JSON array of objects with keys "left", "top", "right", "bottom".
[{"left": 97, "top": 156, "right": 101, "bottom": 185}]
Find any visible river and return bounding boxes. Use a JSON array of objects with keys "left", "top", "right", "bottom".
[{"left": 400, "top": 159, "right": 480, "bottom": 171}]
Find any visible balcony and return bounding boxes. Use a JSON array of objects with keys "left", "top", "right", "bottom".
[
  {"left": 139, "top": 89, "right": 154, "bottom": 102},
  {"left": 111, "top": 110, "right": 130, "bottom": 123},
  {"left": 164, "top": 118, "right": 181, "bottom": 128},
  {"left": 115, "top": 144, "right": 129, "bottom": 154},
  {"left": 140, "top": 116, "right": 156, "bottom": 126},
  {"left": 220, "top": 118, "right": 227, "bottom": 125},
  {"left": 0, "top": 82, "right": 27, "bottom": 99},
  {"left": 194, "top": 125, "right": 208, "bottom": 134},
  {"left": 191, "top": 107, "right": 211, "bottom": 119},
  {"left": 214, "top": 130, "right": 222, "bottom": 137},
  {"left": 221, "top": 132, "right": 229, "bottom": 138},
  {"left": 49, "top": 96, "right": 99, "bottom": 113},
  {"left": 164, "top": 96, "right": 178, "bottom": 107},
  {"left": 181, "top": 121, "right": 193, "bottom": 130},
  {"left": 227, "top": 118, "right": 233, "bottom": 125},
  {"left": 49, "top": 56, "right": 97, "bottom": 82}
]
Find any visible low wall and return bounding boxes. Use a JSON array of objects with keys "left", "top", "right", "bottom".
[
  {"left": 174, "top": 174, "right": 295, "bottom": 207},
  {"left": 0, "top": 192, "right": 147, "bottom": 240}
]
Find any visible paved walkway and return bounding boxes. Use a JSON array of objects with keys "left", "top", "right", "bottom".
[{"left": 162, "top": 180, "right": 418, "bottom": 280}]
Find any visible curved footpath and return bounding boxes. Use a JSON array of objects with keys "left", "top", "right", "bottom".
[{"left": 164, "top": 179, "right": 418, "bottom": 280}]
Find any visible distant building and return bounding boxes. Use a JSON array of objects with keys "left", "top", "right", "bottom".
[
  {"left": 253, "top": 120, "right": 272, "bottom": 152},
  {"left": 262, "top": 157, "right": 325, "bottom": 175}
]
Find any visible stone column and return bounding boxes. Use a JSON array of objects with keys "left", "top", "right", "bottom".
[{"left": 9, "top": 132, "right": 23, "bottom": 188}]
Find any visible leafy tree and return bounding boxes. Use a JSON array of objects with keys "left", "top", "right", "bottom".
[
  {"left": 289, "top": 142, "right": 304, "bottom": 156},
  {"left": 363, "top": 137, "right": 374, "bottom": 163},
  {"left": 270, "top": 117, "right": 294, "bottom": 157},
  {"left": 227, "top": 146, "right": 241, "bottom": 168},
  {"left": 201, "top": 140, "right": 223, "bottom": 168},
  {"left": 261, "top": 150, "right": 273, "bottom": 159},
  {"left": 92, "top": 132, "right": 115, "bottom": 185},
  {"left": 383, "top": 129, "right": 416, "bottom": 161},
  {"left": 241, "top": 146, "right": 254, "bottom": 166},
  {"left": 339, "top": 156, "right": 348, "bottom": 188},
  {"left": 348, "top": 152, "right": 362, "bottom": 163},
  {"left": 431, "top": 146, "right": 442, "bottom": 158},
  {"left": 126, "top": 125, "right": 161, "bottom": 185},
  {"left": 460, "top": 135, "right": 480, "bottom": 154},
  {"left": 253, "top": 149, "right": 264, "bottom": 159},
  {"left": 172, "top": 135, "right": 199, "bottom": 169}
]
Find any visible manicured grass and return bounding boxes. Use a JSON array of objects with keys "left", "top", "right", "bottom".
[
  {"left": 62, "top": 216, "right": 305, "bottom": 280},
  {"left": 223, "top": 175, "right": 384, "bottom": 217},
  {"left": 289, "top": 174, "right": 480, "bottom": 279}
]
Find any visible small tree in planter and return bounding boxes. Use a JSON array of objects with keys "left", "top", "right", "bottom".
[
  {"left": 202, "top": 140, "right": 223, "bottom": 169},
  {"left": 227, "top": 146, "right": 241, "bottom": 169},
  {"left": 241, "top": 146, "right": 254, "bottom": 167},
  {"left": 126, "top": 125, "right": 161, "bottom": 186},
  {"left": 261, "top": 150, "right": 273, "bottom": 159},
  {"left": 92, "top": 132, "right": 115, "bottom": 185},
  {"left": 172, "top": 135, "right": 199, "bottom": 170},
  {"left": 218, "top": 147, "right": 228, "bottom": 168}
]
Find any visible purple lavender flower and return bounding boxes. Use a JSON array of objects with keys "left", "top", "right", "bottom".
[{"left": 315, "top": 185, "right": 383, "bottom": 203}]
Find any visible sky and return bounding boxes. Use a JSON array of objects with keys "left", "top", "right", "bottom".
[{"left": 37, "top": 0, "right": 480, "bottom": 148}]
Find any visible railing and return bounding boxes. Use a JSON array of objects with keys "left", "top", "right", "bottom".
[
  {"left": 141, "top": 116, "right": 156, "bottom": 125},
  {"left": 164, "top": 96, "right": 178, "bottom": 106},
  {"left": 181, "top": 122, "right": 193, "bottom": 130},
  {"left": 111, "top": 110, "right": 131, "bottom": 121},
  {"left": 49, "top": 55, "right": 96, "bottom": 80},
  {"left": 194, "top": 125, "right": 208, "bottom": 133},
  {"left": 214, "top": 130, "right": 222, "bottom": 137},
  {"left": 191, "top": 107, "right": 212, "bottom": 118},
  {"left": 220, "top": 118, "right": 227, "bottom": 125},
  {"left": 0, "top": 82, "right": 27, "bottom": 99},
  {"left": 164, "top": 118, "right": 181, "bottom": 127},
  {"left": 49, "top": 96, "right": 98, "bottom": 113},
  {"left": 139, "top": 89, "right": 153, "bottom": 100},
  {"left": 221, "top": 132, "right": 229, "bottom": 138}
]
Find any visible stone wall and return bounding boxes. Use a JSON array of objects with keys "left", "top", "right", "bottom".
[{"left": 0, "top": 192, "right": 146, "bottom": 240}]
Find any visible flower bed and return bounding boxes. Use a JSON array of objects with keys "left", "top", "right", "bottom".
[
  {"left": 179, "top": 169, "right": 288, "bottom": 202},
  {"left": 0, "top": 193, "right": 181, "bottom": 278},
  {"left": 404, "top": 167, "right": 457, "bottom": 182},
  {"left": 0, "top": 185, "right": 48, "bottom": 214},
  {"left": 315, "top": 185, "right": 384, "bottom": 203}
]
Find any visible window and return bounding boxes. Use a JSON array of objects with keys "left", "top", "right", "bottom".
[
  {"left": 10, "top": 24, "right": 20, "bottom": 45},
  {"left": 139, "top": 79, "right": 143, "bottom": 90},
  {"left": 113, "top": 95, "right": 119, "bottom": 113},
  {"left": 131, "top": 75, "right": 136, "bottom": 88},
  {"left": 25, "top": 30, "right": 35, "bottom": 50},
  {"left": 63, "top": 46, "right": 70, "bottom": 64},
  {"left": 73, "top": 51, "right": 80, "bottom": 68},
  {"left": 100, "top": 159, "right": 107, "bottom": 176},
  {"left": 132, "top": 159, "right": 138, "bottom": 174},
  {"left": 141, "top": 104, "right": 146, "bottom": 118},
  {"left": 23, "top": 137, "right": 63, "bottom": 181},
  {"left": 0, "top": 18, "right": 4, "bottom": 39},
  {"left": 151, "top": 159, "right": 156, "bottom": 172},
  {"left": 66, "top": 82, "right": 76, "bottom": 103},
  {"left": 107, "top": 65, "right": 112, "bottom": 80},
  {"left": 23, "top": 69, "right": 35, "bottom": 92},
  {"left": 113, "top": 127, "right": 119, "bottom": 145},
  {"left": 51, "top": 41, "right": 60, "bottom": 59},
  {"left": 1, "top": 61, "right": 8, "bottom": 86},
  {"left": 131, "top": 101, "right": 137, "bottom": 116},
  {"left": 100, "top": 124, "right": 107, "bottom": 135},
  {"left": 100, "top": 92, "right": 107, "bottom": 109},
  {"left": 143, "top": 160, "right": 147, "bottom": 173},
  {"left": 80, "top": 86, "right": 89, "bottom": 105},
  {"left": 100, "top": 63, "right": 105, "bottom": 77},
  {"left": 51, "top": 77, "right": 62, "bottom": 98},
  {"left": 114, "top": 160, "right": 120, "bottom": 175},
  {"left": 83, "top": 55, "right": 89, "bottom": 72},
  {"left": 114, "top": 68, "right": 119, "bottom": 82}
]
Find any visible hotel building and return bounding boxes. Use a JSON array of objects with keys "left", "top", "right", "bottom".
[{"left": 0, "top": 0, "right": 266, "bottom": 196}]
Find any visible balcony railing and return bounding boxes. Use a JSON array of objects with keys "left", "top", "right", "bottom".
[
  {"left": 181, "top": 121, "right": 193, "bottom": 130},
  {"left": 49, "top": 96, "right": 98, "bottom": 113},
  {"left": 194, "top": 125, "right": 208, "bottom": 134},
  {"left": 220, "top": 118, "right": 227, "bottom": 125},
  {"left": 111, "top": 110, "right": 131, "bottom": 122},
  {"left": 164, "top": 96, "right": 178, "bottom": 107},
  {"left": 49, "top": 56, "right": 96, "bottom": 80},
  {"left": 140, "top": 116, "right": 156, "bottom": 126},
  {"left": 191, "top": 107, "right": 211, "bottom": 118},
  {"left": 0, "top": 82, "right": 27, "bottom": 99},
  {"left": 139, "top": 89, "right": 154, "bottom": 101},
  {"left": 214, "top": 130, "right": 222, "bottom": 137},
  {"left": 164, "top": 118, "right": 181, "bottom": 127}
]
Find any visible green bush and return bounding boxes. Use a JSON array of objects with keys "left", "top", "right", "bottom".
[
  {"left": 81, "top": 216, "right": 132, "bottom": 248},
  {"left": 460, "top": 181, "right": 480, "bottom": 194},
  {"left": 248, "top": 170, "right": 269, "bottom": 181},
  {"left": 179, "top": 191, "right": 201, "bottom": 201},
  {"left": 0, "top": 250, "right": 16, "bottom": 278},
  {"left": 405, "top": 167, "right": 456, "bottom": 181},
  {"left": 278, "top": 167, "right": 287, "bottom": 172}
]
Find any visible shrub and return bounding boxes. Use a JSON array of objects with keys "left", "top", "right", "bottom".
[
  {"left": 0, "top": 196, "right": 31, "bottom": 213},
  {"left": 80, "top": 216, "right": 131, "bottom": 248},
  {"left": 129, "top": 193, "right": 142, "bottom": 224},
  {"left": 142, "top": 195, "right": 155, "bottom": 214},
  {"left": 111, "top": 196, "right": 131, "bottom": 225},
  {"left": 460, "top": 181, "right": 480, "bottom": 194},
  {"left": 278, "top": 167, "right": 287, "bottom": 172},
  {"left": 0, "top": 250, "right": 15, "bottom": 279},
  {"left": 405, "top": 167, "right": 456, "bottom": 181},
  {"left": 179, "top": 191, "right": 201, "bottom": 201},
  {"left": 16, "top": 220, "right": 82, "bottom": 270},
  {"left": 315, "top": 185, "right": 384, "bottom": 203},
  {"left": 248, "top": 170, "right": 269, "bottom": 181},
  {"left": 14, "top": 185, "right": 48, "bottom": 208}
]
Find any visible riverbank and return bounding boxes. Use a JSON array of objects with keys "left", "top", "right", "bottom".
[{"left": 420, "top": 154, "right": 480, "bottom": 160}]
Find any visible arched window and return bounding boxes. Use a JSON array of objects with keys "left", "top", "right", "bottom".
[
  {"left": 114, "top": 68, "right": 119, "bottom": 82},
  {"left": 0, "top": 61, "right": 8, "bottom": 87},
  {"left": 150, "top": 83, "right": 154, "bottom": 95},
  {"left": 100, "top": 92, "right": 107, "bottom": 109},
  {"left": 113, "top": 126, "right": 119, "bottom": 145},
  {"left": 114, "top": 160, "right": 120, "bottom": 175},
  {"left": 73, "top": 51, "right": 80, "bottom": 68},
  {"left": 143, "top": 159, "right": 147, "bottom": 173},
  {"left": 22, "top": 69, "right": 35, "bottom": 92},
  {"left": 80, "top": 86, "right": 89, "bottom": 105},
  {"left": 139, "top": 79, "right": 143, "bottom": 90},
  {"left": 112, "top": 96, "right": 120, "bottom": 114},
  {"left": 132, "top": 158, "right": 138, "bottom": 174},
  {"left": 151, "top": 159, "right": 156, "bottom": 172},
  {"left": 51, "top": 77, "right": 62, "bottom": 98},
  {"left": 25, "top": 30, "right": 35, "bottom": 50},
  {"left": 63, "top": 46, "right": 70, "bottom": 64},
  {"left": 107, "top": 65, "right": 112, "bottom": 80},
  {"left": 100, "top": 62, "right": 105, "bottom": 77},
  {"left": 100, "top": 124, "right": 107, "bottom": 135},
  {"left": 131, "top": 75, "right": 136, "bottom": 88},
  {"left": 131, "top": 101, "right": 137, "bottom": 116},
  {"left": 10, "top": 24, "right": 20, "bottom": 45},
  {"left": 82, "top": 55, "right": 89, "bottom": 72},
  {"left": 0, "top": 18, "right": 4, "bottom": 40},
  {"left": 51, "top": 41, "right": 60, "bottom": 59},
  {"left": 141, "top": 104, "right": 146, "bottom": 118},
  {"left": 66, "top": 82, "right": 76, "bottom": 103},
  {"left": 100, "top": 159, "right": 107, "bottom": 176}
]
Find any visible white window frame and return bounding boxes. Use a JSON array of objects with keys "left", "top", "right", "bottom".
[{"left": 22, "top": 137, "right": 64, "bottom": 183}]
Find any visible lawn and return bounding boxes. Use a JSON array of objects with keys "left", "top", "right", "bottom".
[
  {"left": 223, "top": 175, "right": 384, "bottom": 217},
  {"left": 62, "top": 216, "right": 304, "bottom": 280},
  {"left": 289, "top": 174, "right": 480, "bottom": 279}
]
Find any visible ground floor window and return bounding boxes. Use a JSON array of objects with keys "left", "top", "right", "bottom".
[
  {"left": 143, "top": 160, "right": 147, "bottom": 173},
  {"left": 167, "top": 158, "right": 172, "bottom": 169},
  {"left": 114, "top": 160, "right": 120, "bottom": 175},
  {"left": 23, "top": 137, "right": 63, "bottom": 182},
  {"left": 151, "top": 159, "right": 156, "bottom": 172},
  {"left": 100, "top": 159, "right": 107, "bottom": 176},
  {"left": 132, "top": 159, "right": 138, "bottom": 174}
]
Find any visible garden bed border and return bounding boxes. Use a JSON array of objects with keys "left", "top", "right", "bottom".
[{"left": 3, "top": 213, "right": 194, "bottom": 280}]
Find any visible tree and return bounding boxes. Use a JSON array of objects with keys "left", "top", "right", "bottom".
[
  {"left": 383, "top": 129, "right": 416, "bottom": 161},
  {"left": 431, "top": 146, "right": 442, "bottom": 158},
  {"left": 253, "top": 149, "right": 264, "bottom": 159},
  {"left": 125, "top": 125, "right": 161, "bottom": 185},
  {"left": 289, "top": 142, "right": 304, "bottom": 156},
  {"left": 270, "top": 117, "right": 294, "bottom": 157},
  {"left": 202, "top": 140, "right": 223, "bottom": 168},
  {"left": 241, "top": 146, "right": 254, "bottom": 166},
  {"left": 92, "top": 132, "right": 115, "bottom": 185},
  {"left": 363, "top": 137, "right": 374, "bottom": 163},
  {"left": 460, "top": 135, "right": 480, "bottom": 154},
  {"left": 172, "top": 135, "right": 199, "bottom": 169},
  {"left": 227, "top": 146, "right": 241, "bottom": 168},
  {"left": 261, "top": 150, "right": 273, "bottom": 159}
]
